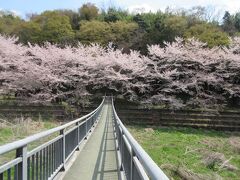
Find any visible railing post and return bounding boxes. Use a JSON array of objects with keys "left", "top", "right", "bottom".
[
  {"left": 60, "top": 129, "right": 66, "bottom": 171},
  {"left": 92, "top": 114, "right": 95, "bottom": 127},
  {"left": 76, "top": 122, "right": 80, "bottom": 150},
  {"left": 86, "top": 119, "right": 88, "bottom": 134},
  {"left": 120, "top": 130, "right": 124, "bottom": 171},
  {"left": 16, "top": 146, "right": 27, "bottom": 180},
  {"left": 130, "top": 150, "right": 134, "bottom": 180},
  {"left": 85, "top": 120, "right": 88, "bottom": 139},
  {"left": 89, "top": 117, "right": 92, "bottom": 132}
]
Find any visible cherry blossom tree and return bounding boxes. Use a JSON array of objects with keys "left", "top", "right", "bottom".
[
  {"left": 0, "top": 35, "right": 239, "bottom": 109},
  {"left": 147, "top": 37, "right": 240, "bottom": 108}
]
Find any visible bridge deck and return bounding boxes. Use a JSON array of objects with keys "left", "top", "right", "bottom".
[{"left": 63, "top": 103, "right": 119, "bottom": 180}]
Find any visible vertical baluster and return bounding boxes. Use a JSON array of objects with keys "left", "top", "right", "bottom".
[
  {"left": 43, "top": 148, "right": 45, "bottom": 180},
  {"left": 130, "top": 150, "right": 134, "bottom": 180},
  {"left": 56, "top": 141, "right": 58, "bottom": 169},
  {"left": 40, "top": 150, "right": 42, "bottom": 180},
  {"left": 54, "top": 141, "right": 57, "bottom": 171},
  {"left": 49, "top": 145, "right": 51, "bottom": 177},
  {"left": 46, "top": 146, "right": 49, "bottom": 179},
  {"left": 56, "top": 140, "right": 59, "bottom": 168},
  {"left": 27, "top": 158, "right": 30, "bottom": 180},
  {"left": 52, "top": 142, "right": 55, "bottom": 173},
  {"left": 7, "top": 168, "right": 11, "bottom": 180},
  {"left": 54, "top": 141, "right": 57, "bottom": 170},
  {"left": 59, "top": 139, "right": 62, "bottom": 166},
  {"left": 46, "top": 147, "right": 48, "bottom": 179},
  {"left": 59, "top": 139, "right": 62, "bottom": 167},
  {"left": 60, "top": 129, "right": 65, "bottom": 171},
  {"left": 50, "top": 144, "right": 52, "bottom": 176},
  {"left": 14, "top": 164, "right": 18, "bottom": 180},
  {"left": 32, "top": 154, "right": 35, "bottom": 180},
  {"left": 66, "top": 134, "right": 68, "bottom": 159},
  {"left": 36, "top": 152, "right": 39, "bottom": 180},
  {"left": 52, "top": 143, "right": 54, "bottom": 175},
  {"left": 48, "top": 145, "right": 50, "bottom": 177},
  {"left": 42, "top": 148, "right": 46, "bottom": 180}
]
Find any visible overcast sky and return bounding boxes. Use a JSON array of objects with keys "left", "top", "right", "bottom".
[{"left": 1, "top": 0, "right": 240, "bottom": 17}]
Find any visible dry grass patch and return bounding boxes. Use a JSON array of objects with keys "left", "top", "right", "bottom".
[
  {"left": 229, "top": 137, "right": 240, "bottom": 154},
  {"left": 0, "top": 116, "right": 60, "bottom": 165},
  {"left": 202, "top": 152, "right": 238, "bottom": 171}
]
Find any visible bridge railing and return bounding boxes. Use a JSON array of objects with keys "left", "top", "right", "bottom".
[
  {"left": 0, "top": 97, "right": 105, "bottom": 180},
  {"left": 112, "top": 97, "right": 169, "bottom": 180}
]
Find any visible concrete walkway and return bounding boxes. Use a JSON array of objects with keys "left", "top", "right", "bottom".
[{"left": 63, "top": 103, "right": 119, "bottom": 180}]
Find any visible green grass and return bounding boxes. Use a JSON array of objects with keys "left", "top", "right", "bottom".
[{"left": 127, "top": 125, "right": 240, "bottom": 180}]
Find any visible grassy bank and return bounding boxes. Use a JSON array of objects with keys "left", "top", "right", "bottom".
[
  {"left": 0, "top": 118, "right": 60, "bottom": 165},
  {"left": 0, "top": 118, "right": 59, "bottom": 145},
  {"left": 127, "top": 126, "right": 240, "bottom": 180}
]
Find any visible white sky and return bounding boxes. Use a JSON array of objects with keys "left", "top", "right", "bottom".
[{"left": 122, "top": 0, "right": 240, "bottom": 14}]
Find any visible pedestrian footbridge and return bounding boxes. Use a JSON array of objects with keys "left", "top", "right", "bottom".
[{"left": 0, "top": 97, "right": 168, "bottom": 180}]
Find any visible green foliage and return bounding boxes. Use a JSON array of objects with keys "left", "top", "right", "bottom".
[
  {"left": 1, "top": 6, "right": 239, "bottom": 50},
  {"left": 235, "top": 32, "right": 240, "bottom": 37},
  {"left": 222, "top": 11, "right": 237, "bottom": 36},
  {"left": 110, "top": 21, "right": 138, "bottom": 46},
  {"left": 132, "top": 12, "right": 167, "bottom": 52},
  {"left": 0, "top": 12, "right": 23, "bottom": 35},
  {"left": 234, "top": 12, "right": 240, "bottom": 31},
  {"left": 79, "top": 3, "right": 99, "bottom": 21},
  {"left": 102, "top": 8, "right": 132, "bottom": 22},
  {"left": 54, "top": 10, "right": 80, "bottom": 30},
  {"left": 132, "top": 13, "right": 188, "bottom": 53},
  {"left": 133, "top": 14, "right": 148, "bottom": 29},
  {"left": 137, "top": 12, "right": 165, "bottom": 32},
  {"left": 76, "top": 20, "right": 138, "bottom": 47},
  {"left": 76, "top": 20, "right": 112, "bottom": 44},
  {"left": 163, "top": 15, "right": 188, "bottom": 41},
  {"left": 16, "top": 22, "right": 42, "bottom": 44},
  {"left": 30, "top": 11, "right": 75, "bottom": 44},
  {"left": 185, "top": 23, "right": 230, "bottom": 47}
]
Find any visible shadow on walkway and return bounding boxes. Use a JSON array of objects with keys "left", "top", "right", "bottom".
[{"left": 92, "top": 103, "right": 119, "bottom": 180}]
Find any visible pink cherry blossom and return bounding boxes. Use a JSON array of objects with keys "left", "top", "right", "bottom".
[{"left": 0, "top": 35, "right": 239, "bottom": 108}]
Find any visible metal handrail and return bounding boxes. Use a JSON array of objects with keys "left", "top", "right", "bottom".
[
  {"left": 112, "top": 97, "right": 169, "bottom": 180},
  {"left": 0, "top": 97, "right": 105, "bottom": 180},
  {"left": 0, "top": 98, "right": 104, "bottom": 155}
]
